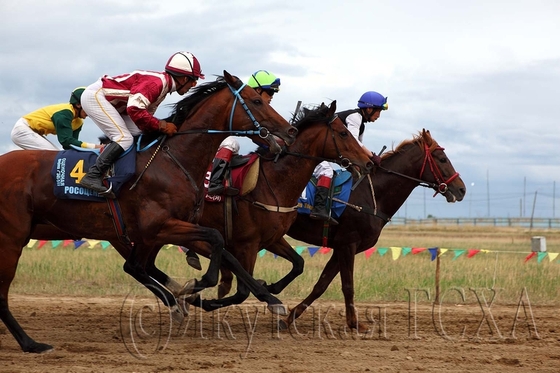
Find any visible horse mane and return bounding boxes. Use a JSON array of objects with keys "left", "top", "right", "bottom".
[
  {"left": 381, "top": 129, "right": 438, "bottom": 159},
  {"left": 254, "top": 103, "right": 332, "bottom": 157},
  {"left": 166, "top": 76, "right": 241, "bottom": 125}
]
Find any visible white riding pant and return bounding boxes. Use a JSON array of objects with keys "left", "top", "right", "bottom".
[
  {"left": 312, "top": 161, "right": 334, "bottom": 179},
  {"left": 218, "top": 136, "right": 240, "bottom": 154},
  {"left": 11, "top": 118, "right": 59, "bottom": 150},
  {"left": 81, "top": 79, "right": 141, "bottom": 150}
]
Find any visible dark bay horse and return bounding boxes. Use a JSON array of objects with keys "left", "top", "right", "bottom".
[
  {"left": 280, "top": 129, "right": 466, "bottom": 332},
  {"left": 176, "top": 102, "right": 374, "bottom": 311},
  {"left": 0, "top": 71, "right": 297, "bottom": 353}
]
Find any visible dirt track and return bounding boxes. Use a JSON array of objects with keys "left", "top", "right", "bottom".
[{"left": 1, "top": 295, "right": 560, "bottom": 372}]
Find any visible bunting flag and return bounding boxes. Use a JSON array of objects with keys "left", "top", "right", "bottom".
[
  {"left": 524, "top": 252, "right": 537, "bottom": 262},
  {"left": 308, "top": 247, "right": 320, "bottom": 257},
  {"left": 390, "top": 247, "right": 402, "bottom": 261},
  {"left": 364, "top": 247, "right": 376, "bottom": 258},
  {"left": 453, "top": 250, "right": 466, "bottom": 260},
  {"left": 21, "top": 239, "right": 560, "bottom": 266},
  {"left": 412, "top": 247, "right": 426, "bottom": 255},
  {"left": 428, "top": 247, "right": 438, "bottom": 261},
  {"left": 467, "top": 249, "right": 480, "bottom": 258}
]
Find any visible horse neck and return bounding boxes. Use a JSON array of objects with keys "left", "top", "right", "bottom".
[
  {"left": 373, "top": 144, "right": 427, "bottom": 217},
  {"left": 258, "top": 135, "right": 329, "bottom": 204}
]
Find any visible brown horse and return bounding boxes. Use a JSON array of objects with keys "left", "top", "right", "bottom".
[
  {"left": 176, "top": 102, "right": 374, "bottom": 311},
  {"left": 279, "top": 129, "right": 466, "bottom": 332},
  {"left": 0, "top": 71, "right": 298, "bottom": 353}
]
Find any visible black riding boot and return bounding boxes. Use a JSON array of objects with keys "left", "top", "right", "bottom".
[
  {"left": 78, "top": 142, "right": 124, "bottom": 198},
  {"left": 207, "top": 158, "right": 239, "bottom": 196},
  {"left": 309, "top": 186, "right": 338, "bottom": 225}
]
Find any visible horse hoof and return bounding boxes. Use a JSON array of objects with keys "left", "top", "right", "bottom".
[
  {"left": 178, "top": 279, "right": 196, "bottom": 296},
  {"left": 268, "top": 303, "right": 288, "bottom": 316},
  {"left": 277, "top": 319, "right": 289, "bottom": 330},
  {"left": 169, "top": 305, "right": 185, "bottom": 324},
  {"left": 25, "top": 342, "right": 54, "bottom": 354}
]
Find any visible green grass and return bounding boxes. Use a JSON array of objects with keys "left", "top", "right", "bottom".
[{"left": 9, "top": 225, "right": 560, "bottom": 305}]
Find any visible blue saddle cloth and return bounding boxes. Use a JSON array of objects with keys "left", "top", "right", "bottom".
[
  {"left": 297, "top": 169, "right": 353, "bottom": 218},
  {"left": 51, "top": 146, "right": 136, "bottom": 201}
]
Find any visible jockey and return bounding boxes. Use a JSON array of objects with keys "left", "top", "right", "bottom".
[
  {"left": 309, "top": 91, "right": 388, "bottom": 225},
  {"left": 184, "top": 70, "right": 281, "bottom": 270},
  {"left": 78, "top": 51, "right": 204, "bottom": 197},
  {"left": 207, "top": 70, "right": 281, "bottom": 196},
  {"left": 11, "top": 87, "right": 99, "bottom": 150}
]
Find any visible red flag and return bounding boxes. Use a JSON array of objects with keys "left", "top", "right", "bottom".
[
  {"left": 364, "top": 247, "right": 376, "bottom": 258},
  {"left": 319, "top": 247, "right": 331, "bottom": 254},
  {"left": 524, "top": 252, "right": 537, "bottom": 262},
  {"left": 37, "top": 240, "right": 48, "bottom": 249},
  {"left": 467, "top": 249, "right": 480, "bottom": 258},
  {"left": 411, "top": 247, "right": 426, "bottom": 255}
]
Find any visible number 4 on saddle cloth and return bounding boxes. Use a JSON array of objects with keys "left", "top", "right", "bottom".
[
  {"left": 51, "top": 145, "right": 137, "bottom": 202},
  {"left": 297, "top": 169, "right": 353, "bottom": 220}
]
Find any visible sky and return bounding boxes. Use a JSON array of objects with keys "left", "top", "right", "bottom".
[{"left": 1, "top": 0, "right": 559, "bottom": 219}]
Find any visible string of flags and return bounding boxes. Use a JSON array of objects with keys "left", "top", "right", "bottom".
[{"left": 26, "top": 239, "right": 556, "bottom": 264}]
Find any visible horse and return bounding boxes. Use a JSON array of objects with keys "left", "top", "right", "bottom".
[
  {"left": 175, "top": 101, "right": 374, "bottom": 311},
  {"left": 0, "top": 71, "right": 298, "bottom": 353},
  {"left": 278, "top": 129, "right": 466, "bottom": 332}
]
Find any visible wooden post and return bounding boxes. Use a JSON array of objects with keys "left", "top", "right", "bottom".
[{"left": 434, "top": 248, "right": 440, "bottom": 303}]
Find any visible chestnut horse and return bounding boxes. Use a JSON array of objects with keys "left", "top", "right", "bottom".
[
  {"left": 0, "top": 72, "right": 297, "bottom": 353},
  {"left": 279, "top": 129, "right": 466, "bottom": 332},
  {"left": 176, "top": 102, "right": 374, "bottom": 311}
]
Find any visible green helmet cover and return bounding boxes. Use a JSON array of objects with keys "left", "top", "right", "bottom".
[
  {"left": 69, "top": 87, "right": 86, "bottom": 105},
  {"left": 247, "top": 70, "right": 280, "bottom": 91}
]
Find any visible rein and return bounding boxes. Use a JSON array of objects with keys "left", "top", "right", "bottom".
[{"left": 281, "top": 115, "right": 351, "bottom": 168}]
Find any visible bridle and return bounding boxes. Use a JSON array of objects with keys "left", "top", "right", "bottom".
[
  {"left": 379, "top": 142, "right": 460, "bottom": 197},
  {"left": 280, "top": 114, "right": 351, "bottom": 168}
]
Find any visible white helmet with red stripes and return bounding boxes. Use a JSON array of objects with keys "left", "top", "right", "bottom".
[{"left": 165, "top": 51, "right": 205, "bottom": 80}]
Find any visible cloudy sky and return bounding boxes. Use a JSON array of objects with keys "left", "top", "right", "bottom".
[{"left": 1, "top": 0, "right": 559, "bottom": 219}]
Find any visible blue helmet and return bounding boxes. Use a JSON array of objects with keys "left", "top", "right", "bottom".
[{"left": 357, "top": 91, "right": 388, "bottom": 110}]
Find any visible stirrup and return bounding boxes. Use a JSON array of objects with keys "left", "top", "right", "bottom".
[{"left": 98, "top": 183, "right": 116, "bottom": 199}]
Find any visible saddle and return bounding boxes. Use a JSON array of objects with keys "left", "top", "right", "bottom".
[{"left": 205, "top": 153, "right": 260, "bottom": 203}]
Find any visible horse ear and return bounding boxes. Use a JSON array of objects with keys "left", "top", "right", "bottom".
[
  {"left": 223, "top": 70, "right": 234, "bottom": 83},
  {"left": 327, "top": 100, "right": 337, "bottom": 117}
]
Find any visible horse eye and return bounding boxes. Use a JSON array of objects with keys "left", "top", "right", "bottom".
[
  {"left": 440, "top": 157, "right": 448, "bottom": 163},
  {"left": 253, "top": 98, "right": 263, "bottom": 105},
  {"left": 340, "top": 131, "right": 349, "bottom": 138}
]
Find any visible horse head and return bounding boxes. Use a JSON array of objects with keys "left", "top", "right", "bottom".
[
  {"left": 381, "top": 129, "right": 466, "bottom": 203},
  {"left": 222, "top": 71, "right": 297, "bottom": 153}
]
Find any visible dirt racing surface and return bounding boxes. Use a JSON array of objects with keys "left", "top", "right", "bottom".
[{"left": 1, "top": 295, "right": 560, "bottom": 373}]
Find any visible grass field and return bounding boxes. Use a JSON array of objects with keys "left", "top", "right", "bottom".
[{"left": 10, "top": 225, "right": 560, "bottom": 305}]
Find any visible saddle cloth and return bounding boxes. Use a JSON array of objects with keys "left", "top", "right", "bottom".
[
  {"left": 51, "top": 146, "right": 136, "bottom": 201},
  {"left": 297, "top": 169, "right": 353, "bottom": 218},
  {"left": 204, "top": 153, "right": 260, "bottom": 203}
]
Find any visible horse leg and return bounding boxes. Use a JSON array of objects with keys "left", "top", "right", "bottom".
[
  {"left": 262, "top": 238, "right": 305, "bottom": 294},
  {"left": 279, "top": 254, "right": 341, "bottom": 330},
  {"left": 0, "top": 245, "right": 53, "bottom": 353},
  {"left": 336, "top": 243, "right": 369, "bottom": 333},
  {"left": 218, "top": 268, "right": 234, "bottom": 299}
]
